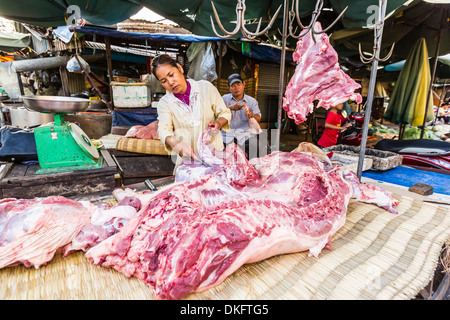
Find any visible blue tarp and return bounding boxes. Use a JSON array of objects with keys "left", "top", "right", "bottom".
[
  {"left": 362, "top": 166, "right": 450, "bottom": 196},
  {"left": 112, "top": 107, "right": 158, "bottom": 126},
  {"left": 72, "top": 26, "right": 291, "bottom": 64},
  {"left": 71, "top": 26, "right": 225, "bottom": 43},
  {"left": 241, "top": 43, "right": 293, "bottom": 63}
]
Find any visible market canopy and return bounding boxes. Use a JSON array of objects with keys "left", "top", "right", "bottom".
[
  {"left": 0, "top": 0, "right": 448, "bottom": 63},
  {"left": 330, "top": 0, "right": 450, "bottom": 61},
  {"left": 0, "top": 0, "right": 142, "bottom": 27},
  {"left": 0, "top": 1, "right": 422, "bottom": 44}
]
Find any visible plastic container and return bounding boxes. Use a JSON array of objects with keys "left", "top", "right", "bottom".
[{"left": 111, "top": 82, "right": 151, "bottom": 108}]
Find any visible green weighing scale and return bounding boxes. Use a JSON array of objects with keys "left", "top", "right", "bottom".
[{"left": 22, "top": 96, "right": 103, "bottom": 174}]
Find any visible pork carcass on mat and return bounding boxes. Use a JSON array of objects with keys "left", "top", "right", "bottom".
[
  {"left": 85, "top": 130, "right": 399, "bottom": 300},
  {"left": 0, "top": 196, "right": 92, "bottom": 269},
  {"left": 0, "top": 193, "right": 142, "bottom": 269},
  {"left": 283, "top": 22, "right": 362, "bottom": 124}
]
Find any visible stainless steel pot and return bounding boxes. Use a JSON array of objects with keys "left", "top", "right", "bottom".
[{"left": 9, "top": 106, "right": 54, "bottom": 128}]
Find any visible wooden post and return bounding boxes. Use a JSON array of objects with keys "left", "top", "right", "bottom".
[
  {"left": 105, "top": 37, "right": 114, "bottom": 108},
  {"left": 59, "top": 66, "right": 71, "bottom": 96}
]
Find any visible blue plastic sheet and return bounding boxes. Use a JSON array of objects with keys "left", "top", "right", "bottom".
[
  {"left": 71, "top": 26, "right": 224, "bottom": 43},
  {"left": 362, "top": 166, "right": 450, "bottom": 195},
  {"left": 112, "top": 107, "right": 158, "bottom": 126},
  {"left": 241, "top": 43, "right": 293, "bottom": 63}
]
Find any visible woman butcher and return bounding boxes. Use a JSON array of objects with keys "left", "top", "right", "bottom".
[{"left": 152, "top": 54, "right": 231, "bottom": 168}]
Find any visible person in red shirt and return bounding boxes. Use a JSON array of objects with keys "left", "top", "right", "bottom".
[{"left": 317, "top": 103, "right": 352, "bottom": 148}]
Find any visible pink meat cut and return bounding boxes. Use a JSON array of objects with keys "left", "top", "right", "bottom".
[
  {"left": 86, "top": 130, "right": 397, "bottom": 300},
  {"left": 0, "top": 194, "right": 142, "bottom": 269},
  {"left": 125, "top": 120, "right": 159, "bottom": 140},
  {"left": 62, "top": 195, "right": 141, "bottom": 255},
  {"left": 0, "top": 196, "right": 92, "bottom": 268},
  {"left": 283, "top": 22, "right": 362, "bottom": 124}
]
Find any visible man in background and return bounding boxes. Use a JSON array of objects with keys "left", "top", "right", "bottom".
[{"left": 221, "top": 73, "right": 262, "bottom": 159}]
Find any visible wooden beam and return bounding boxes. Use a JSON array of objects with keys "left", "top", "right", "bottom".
[
  {"left": 104, "top": 36, "right": 114, "bottom": 109},
  {"left": 59, "top": 66, "right": 71, "bottom": 96}
]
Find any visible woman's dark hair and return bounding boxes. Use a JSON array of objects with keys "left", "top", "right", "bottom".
[{"left": 151, "top": 54, "right": 180, "bottom": 79}]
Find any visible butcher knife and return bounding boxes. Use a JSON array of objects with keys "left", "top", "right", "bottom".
[{"left": 144, "top": 179, "right": 158, "bottom": 192}]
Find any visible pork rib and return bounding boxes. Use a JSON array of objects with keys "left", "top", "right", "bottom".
[{"left": 283, "top": 22, "right": 362, "bottom": 124}]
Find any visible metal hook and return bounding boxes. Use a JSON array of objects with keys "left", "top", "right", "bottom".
[
  {"left": 359, "top": 41, "right": 395, "bottom": 64},
  {"left": 289, "top": 0, "right": 347, "bottom": 41},
  {"left": 358, "top": 2, "right": 395, "bottom": 64},
  {"left": 210, "top": 0, "right": 282, "bottom": 39}
]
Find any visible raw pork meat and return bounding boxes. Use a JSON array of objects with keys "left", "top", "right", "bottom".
[
  {"left": 0, "top": 196, "right": 92, "bottom": 269},
  {"left": 283, "top": 22, "right": 362, "bottom": 124},
  {"left": 85, "top": 130, "right": 398, "bottom": 300},
  {"left": 342, "top": 170, "right": 400, "bottom": 214},
  {"left": 62, "top": 189, "right": 151, "bottom": 255},
  {"left": 62, "top": 196, "right": 141, "bottom": 255},
  {"left": 125, "top": 120, "right": 159, "bottom": 140},
  {"left": 243, "top": 104, "right": 262, "bottom": 135}
]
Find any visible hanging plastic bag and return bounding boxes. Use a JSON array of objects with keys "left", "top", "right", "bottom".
[
  {"left": 186, "top": 42, "right": 217, "bottom": 82},
  {"left": 66, "top": 55, "right": 90, "bottom": 73}
]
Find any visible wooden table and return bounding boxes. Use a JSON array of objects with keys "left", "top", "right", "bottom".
[
  {"left": 0, "top": 149, "right": 118, "bottom": 199},
  {"left": 108, "top": 149, "right": 175, "bottom": 185}
]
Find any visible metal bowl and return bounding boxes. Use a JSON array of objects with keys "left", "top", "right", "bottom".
[{"left": 21, "top": 95, "right": 90, "bottom": 113}]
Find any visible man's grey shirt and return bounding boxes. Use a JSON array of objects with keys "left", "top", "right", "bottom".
[{"left": 221, "top": 93, "right": 261, "bottom": 144}]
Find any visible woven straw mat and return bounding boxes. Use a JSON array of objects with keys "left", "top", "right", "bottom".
[
  {"left": 1, "top": 193, "right": 449, "bottom": 300},
  {"left": 116, "top": 137, "right": 169, "bottom": 156}
]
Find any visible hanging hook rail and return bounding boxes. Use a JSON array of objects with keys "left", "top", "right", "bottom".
[
  {"left": 358, "top": 2, "right": 395, "bottom": 64},
  {"left": 210, "top": 0, "right": 282, "bottom": 39},
  {"left": 288, "top": 0, "right": 347, "bottom": 41}
]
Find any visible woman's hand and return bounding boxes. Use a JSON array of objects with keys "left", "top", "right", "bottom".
[
  {"left": 208, "top": 120, "right": 221, "bottom": 130},
  {"left": 207, "top": 118, "right": 228, "bottom": 136},
  {"left": 173, "top": 141, "right": 198, "bottom": 160}
]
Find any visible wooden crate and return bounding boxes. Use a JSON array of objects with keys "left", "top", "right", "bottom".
[{"left": 0, "top": 149, "right": 118, "bottom": 199}]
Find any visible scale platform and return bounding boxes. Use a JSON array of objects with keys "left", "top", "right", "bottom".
[{"left": 21, "top": 95, "right": 104, "bottom": 174}]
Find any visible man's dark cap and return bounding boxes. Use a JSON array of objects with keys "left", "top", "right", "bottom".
[{"left": 228, "top": 73, "right": 244, "bottom": 86}]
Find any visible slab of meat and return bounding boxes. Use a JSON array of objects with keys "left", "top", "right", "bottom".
[
  {"left": 176, "top": 130, "right": 263, "bottom": 187},
  {"left": 0, "top": 196, "right": 92, "bottom": 269},
  {"left": 63, "top": 188, "right": 152, "bottom": 255},
  {"left": 85, "top": 130, "right": 366, "bottom": 300},
  {"left": 62, "top": 195, "right": 141, "bottom": 255},
  {"left": 342, "top": 170, "right": 400, "bottom": 214},
  {"left": 125, "top": 120, "right": 159, "bottom": 140},
  {"left": 283, "top": 22, "right": 362, "bottom": 124}
]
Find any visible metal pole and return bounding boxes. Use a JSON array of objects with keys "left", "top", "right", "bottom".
[
  {"left": 433, "top": 79, "right": 448, "bottom": 125},
  {"left": 217, "top": 41, "right": 223, "bottom": 91},
  {"left": 420, "top": 7, "right": 446, "bottom": 139},
  {"left": 356, "top": 0, "right": 387, "bottom": 181},
  {"left": 274, "top": 0, "right": 289, "bottom": 152}
]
